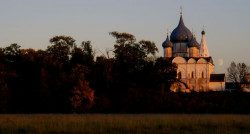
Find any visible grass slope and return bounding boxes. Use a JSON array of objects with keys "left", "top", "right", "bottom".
[{"left": 0, "top": 114, "right": 249, "bottom": 134}]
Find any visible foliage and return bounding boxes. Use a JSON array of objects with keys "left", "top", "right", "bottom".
[
  {"left": 110, "top": 31, "right": 158, "bottom": 66},
  {"left": 71, "top": 41, "right": 94, "bottom": 67},
  {"left": 0, "top": 33, "right": 249, "bottom": 113},
  {"left": 2, "top": 43, "right": 21, "bottom": 62},
  {"left": 47, "top": 36, "right": 76, "bottom": 62},
  {"left": 69, "top": 64, "right": 95, "bottom": 113}
]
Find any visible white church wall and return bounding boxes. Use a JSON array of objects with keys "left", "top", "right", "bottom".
[
  {"left": 209, "top": 82, "right": 225, "bottom": 91},
  {"left": 172, "top": 56, "right": 215, "bottom": 92}
]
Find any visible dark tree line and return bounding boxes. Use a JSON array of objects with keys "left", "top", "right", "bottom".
[{"left": 0, "top": 32, "right": 249, "bottom": 113}]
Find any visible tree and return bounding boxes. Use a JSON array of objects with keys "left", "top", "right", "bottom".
[
  {"left": 3, "top": 43, "right": 21, "bottom": 63},
  {"left": 154, "top": 58, "right": 178, "bottom": 92},
  {"left": 139, "top": 40, "right": 158, "bottom": 56},
  {"left": 109, "top": 31, "right": 136, "bottom": 62},
  {"left": 81, "top": 41, "right": 94, "bottom": 58},
  {"left": 69, "top": 64, "right": 95, "bottom": 113},
  {"left": 227, "top": 61, "right": 249, "bottom": 90},
  {"left": 46, "top": 36, "right": 75, "bottom": 62},
  {"left": 0, "top": 71, "right": 11, "bottom": 113},
  {"left": 70, "top": 41, "right": 94, "bottom": 67},
  {"left": 110, "top": 31, "right": 158, "bottom": 60},
  {"left": 109, "top": 31, "right": 158, "bottom": 70}
]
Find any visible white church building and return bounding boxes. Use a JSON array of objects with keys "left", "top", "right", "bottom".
[{"left": 162, "top": 10, "right": 225, "bottom": 92}]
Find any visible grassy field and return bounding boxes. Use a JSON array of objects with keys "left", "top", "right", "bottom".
[{"left": 0, "top": 114, "right": 249, "bottom": 134}]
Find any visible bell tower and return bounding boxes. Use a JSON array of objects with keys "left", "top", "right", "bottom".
[{"left": 199, "top": 29, "right": 210, "bottom": 57}]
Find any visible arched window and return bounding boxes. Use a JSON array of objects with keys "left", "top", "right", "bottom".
[
  {"left": 191, "top": 72, "right": 194, "bottom": 78},
  {"left": 178, "top": 72, "right": 182, "bottom": 79},
  {"left": 202, "top": 72, "right": 204, "bottom": 78}
]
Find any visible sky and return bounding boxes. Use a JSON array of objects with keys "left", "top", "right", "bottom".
[{"left": 0, "top": 0, "right": 250, "bottom": 74}]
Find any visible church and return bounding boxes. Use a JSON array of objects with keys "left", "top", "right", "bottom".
[{"left": 162, "top": 10, "right": 225, "bottom": 92}]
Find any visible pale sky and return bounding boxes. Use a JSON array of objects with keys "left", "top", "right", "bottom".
[{"left": 0, "top": 0, "right": 250, "bottom": 73}]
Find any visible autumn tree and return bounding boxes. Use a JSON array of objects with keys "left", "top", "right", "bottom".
[
  {"left": 227, "top": 61, "right": 249, "bottom": 90},
  {"left": 69, "top": 64, "right": 95, "bottom": 113}
]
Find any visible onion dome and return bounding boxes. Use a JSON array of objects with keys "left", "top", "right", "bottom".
[
  {"left": 170, "top": 14, "right": 192, "bottom": 43},
  {"left": 201, "top": 30, "right": 205, "bottom": 35},
  {"left": 188, "top": 36, "right": 200, "bottom": 48},
  {"left": 162, "top": 34, "right": 173, "bottom": 48}
]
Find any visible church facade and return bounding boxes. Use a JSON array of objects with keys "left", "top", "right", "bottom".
[{"left": 162, "top": 11, "right": 225, "bottom": 92}]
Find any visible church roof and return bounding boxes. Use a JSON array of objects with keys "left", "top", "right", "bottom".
[
  {"left": 166, "top": 57, "right": 214, "bottom": 64},
  {"left": 188, "top": 36, "right": 200, "bottom": 48},
  {"left": 210, "top": 74, "right": 225, "bottom": 82},
  {"left": 162, "top": 34, "right": 173, "bottom": 48},
  {"left": 170, "top": 15, "right": 192, "bottom": 43}
]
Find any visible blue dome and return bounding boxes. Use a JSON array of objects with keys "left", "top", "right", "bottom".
[
  {"left": 170, "top": 15, "right": 192, "bottom": 43},
  {"left": 162, "top": 35, "right": 173, "bottom": 48},
  {"left": 188, "top": 36, "right": 200, "bottom": 48}
]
